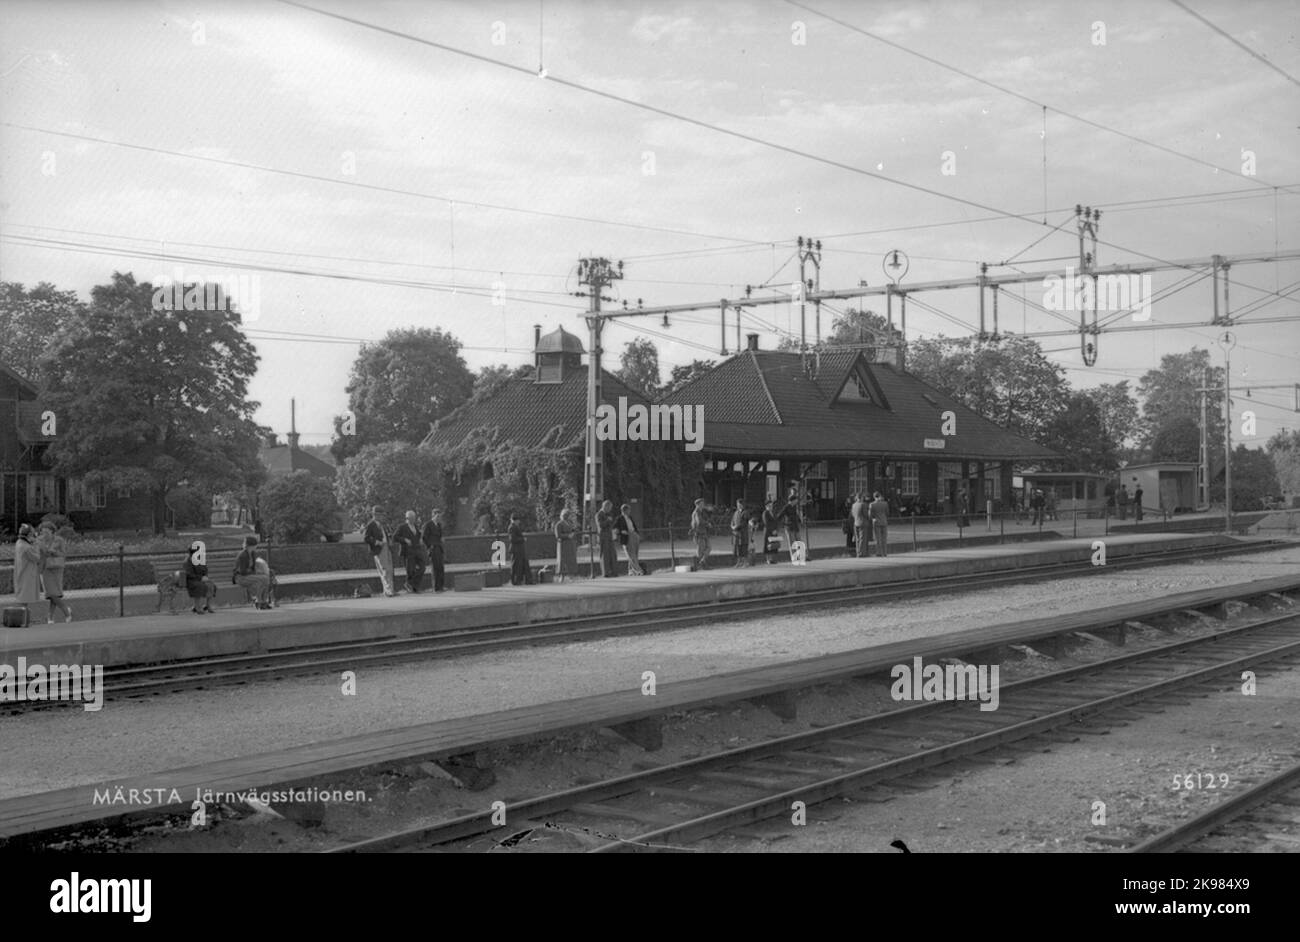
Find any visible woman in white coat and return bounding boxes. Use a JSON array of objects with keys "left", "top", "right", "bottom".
[{"left": 12, "top": 524, "right": 42, "bottom": 627}]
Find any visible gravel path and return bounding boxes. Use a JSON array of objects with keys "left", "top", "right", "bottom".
[{"left": 2, "top": 544, "right": 1298, "bottom": 802}]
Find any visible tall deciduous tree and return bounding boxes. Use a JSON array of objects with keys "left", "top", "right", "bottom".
[
  {"left": 1266, "top": 429, "right": 1300, "bottom": 498},
  {"left": 777, "top": 308, "right": 902, "bottom": 350},
  {"left": 616, "top": 337, "right": 661, "bottom": 399},
  {"left": 661, "top": 359, "right": 717, "bottom": 397},
  {"left": 40, "top": 272, "right": 266, "bottom": 534},
  {"left": 906, "top": 334, "right": 1070, "bottom": 442},
  {"left": 0, "top": 281, "right": 85, "bottom": 381},
  {"left": 331, "top": 327, "right": 474, "bottom": 462},
  {"left": 1137, "top": 349, "right": 1223, "bottom": 462},
  {"left": 333, "top": 441, "right": 445, "bottom": 530}
]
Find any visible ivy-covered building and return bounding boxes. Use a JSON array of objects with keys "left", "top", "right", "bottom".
[
  {"left": 423, "top": 326, "right": 701, "bottom": 533},
  {"left": 658, "top": 335, "right": 1059, "bottom": 519}
]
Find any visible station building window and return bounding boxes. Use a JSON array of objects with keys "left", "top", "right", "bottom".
[
  {"left": 849, "top": 463, "right": 871, "bottom": 498},
  {"left": 983, "top": 468, "right": 1001, "bottom": 500},
  {"left": 900, "top": 461, "right": 920, "bottom": 496}
]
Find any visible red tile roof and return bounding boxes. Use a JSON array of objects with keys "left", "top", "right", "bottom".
[
  {"left": 259, "top": 445, "right": 337, "bottom": 478},
  {"left": 423, "top": 368, "right": 649, "bottom": 451},
  {"left": 661, "top": 349, "right": 1059, "bottom": 460}
]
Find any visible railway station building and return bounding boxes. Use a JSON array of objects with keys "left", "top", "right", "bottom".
[
  {"left": 424, "top": 328, "right": 1058, "bottom": 530},
  {"left": 659, "top": 335, "right": 1059, "bottom": 520}
]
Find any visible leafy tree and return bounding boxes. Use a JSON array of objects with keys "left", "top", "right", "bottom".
[
  {"left": 1266, "top": 429, "right": 1300, "bottom": 499},
  {"left": 330, "top": 327, "right": 474, "bottom": 462},
  {"left": 1216, "top": 445, "right": 1280, "bottom": 511},
  {"left": 465, "top": 363, "right": 532, "bottom": 409},
  {"left": 0, "top": 281, "right": 85, "bottom": 382},
  {"left": 40, "top": 272, "right": 266, "bottom": 534},
  {"left": 777, "top": 307, "right": 902, "bottom": 350},
  {"left": 616, "top": 337, "right": 661, "bottom": 399},
  {"left": 258, "top": 470, "right": 340, "bottom": 543},
  {"left": 1150, "top": 416, "right": 1202, "bottom": 462},
  {"left": 165, "top": 485, "right": 213, "bottom": 528},
  {"left": 661, "top": 359, "right": 717, "bottom": 397},
  {"left": 1041, "top": 391, "right": 1114, "bottom": 471},
  {"left": 1084, "top": 382, "right": 1140, "bottom": 455},
  {"left": 1137, "top": 349, "right": 1223, "bottom": 461},
  {"left": 333, "top": 441, "right": 446, "bottom": 531},
  {"left": 906, "top": 334, "right": 1070, "bottom": 441}
]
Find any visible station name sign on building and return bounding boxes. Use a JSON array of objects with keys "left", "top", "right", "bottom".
[{"left": 923, "top": 438, "right": 946, "bottom": 450}]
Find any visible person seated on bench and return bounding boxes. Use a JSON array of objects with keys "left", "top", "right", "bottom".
[
  {"left": 233, "top": 535, "right": 272, "bottom": 609},
  {"left": 183, "top": 541, "right": 216, "bottom": 614}
]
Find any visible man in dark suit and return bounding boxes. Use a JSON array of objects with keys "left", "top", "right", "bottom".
[
  {"left": 393, "top": 510, "right": 425, "bottom": 593},
  {"left": 868, "top": 491, "right": 890, "bottom": 557},
  {"left": 1133, "top": 482, "right": 1144, "bottom": 523},
  {"left": 615, "top": 503, "right": 645, "bottom": 575},
  {"left": 596, "top": 499, "right": 618, "bottom": 577},
  {"left": 421, "top": 509, "right": 447, "bottom": 592},
  {"left": 363, "top": 506, "right": 396, "bottom": 597},
  {"left": 508, "top": 512, "right": 532, "bottom": 585}
]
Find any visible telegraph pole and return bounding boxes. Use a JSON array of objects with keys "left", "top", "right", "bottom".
[
  {"left": 576, "top": 257, "right": 623, "bottom": 533},
  {"left": 1199, "top": 367, "right": 1210, "bottom": 509},
  {"left": 1220, "top": 331, "right": 1235, "bottom": 532},
  {"left": 796, "top": 236, "right": 821, "bottom": 358}
]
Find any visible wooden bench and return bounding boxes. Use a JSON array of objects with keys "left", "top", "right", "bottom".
[{"left": 152, "top": 548, "right": 272, "bottom": 613}]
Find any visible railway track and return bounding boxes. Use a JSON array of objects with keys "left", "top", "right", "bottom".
[
  {"left": 327, "top": 605, "right": 1300, "bottom": 853},
  {"left": 1129, "top": 763, "right": 1300, "bottom": 853},
  {"left": 3, "top": 538, "right": 1288, "bottom": 708}
]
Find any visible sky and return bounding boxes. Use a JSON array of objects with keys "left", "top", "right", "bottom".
[{"left": 1, "top": 0, "right": 1297, "bottom": 450}]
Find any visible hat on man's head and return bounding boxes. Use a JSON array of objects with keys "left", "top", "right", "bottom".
[{"left": 18, "top": 523, "right": 35, "bottom": 539}]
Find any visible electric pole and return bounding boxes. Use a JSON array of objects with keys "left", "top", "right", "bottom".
[
  {"left": 796, "top": 236, "right": 821, "bottom": 360},
  {"left": 576, "top": 257, "right": 623, "bottom": 534},
  {"left": 1222, "top": 332, "right": 1234, "bottom": 533},
  {"left": 1199, "top": 367, "right": 1210, "bottom": 509},
  {"left": 1076, "top": 205, "right": 1101, "bottom": 366}
]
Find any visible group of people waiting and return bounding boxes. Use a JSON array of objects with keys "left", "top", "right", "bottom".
[
  {"left": 9, "top": 521, "right": 73, "bottom": 627},
  {"left": 362, "top": 506, "right": 448, "bottom": 596},
  {"left": 181, "top": 535, "right": 274, "bottom": 613},
  {"left": 842, "top": 492, "right": 892, "bottom": 557}
]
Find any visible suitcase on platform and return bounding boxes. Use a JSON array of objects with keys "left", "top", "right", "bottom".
[{"left": 3, "top": 607, "right": 29, "bottom": 628}]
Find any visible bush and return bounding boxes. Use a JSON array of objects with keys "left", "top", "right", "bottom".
[
  {"left": 259, "top": 471, "right": 341, "bottom": 543},
  {"left": 38, "top": 512, "right": 78, "bottom": 541},
  {"left": 334, "top": 442, "right": 446, "bottom": 531}
]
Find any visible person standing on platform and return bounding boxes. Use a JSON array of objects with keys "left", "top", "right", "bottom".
[
  {"left": 508, "top": 512, "right": 533, "bottom": 585},
  {"left": 393, "top": 510, "right": 425, "bottom": 593},
  {"left": 616, "top": 503, "right": 645, "bottom": 575},
  {"left": 1029, "top": 488, "right": 1045, "bottom": 526},
  {"left": 554, "top": 508, "right": 578, "bottom": 582},
  {"left": 11, "top": 524, "right": 42, "bottom": 627},
  {"left": 780, "top": 497, "right": 802, "bottom": 562},
  {"left": 760, "top": 499, "right": 780, "bottom": 565},
  {"left": 852, "top": 492, "right": 870, "bottom": 558},
  {"left": 690, "top": 498, "right": 711, "bottom": 570},
  {"left": 842, "top": 496, "right": 856, "bottom": 551},
  {"left": 363, "top": 506, "right": 396, "bottom": 597},
  {"left": 596, "top": 499, "right": 619, "bottom": 577},
  {"left": 957, "top": 485, "right": 971, "bottom": 529},
  {"left": 37, "top": 520, "right": 72, "bottom": 623},
  {"left": 730, "top": 499, "right": 750, "bottom": 567},
  {"left": 1117, "top": 484, "right": 1129, "bottom": 521},
  {"left": 1133, "top": 483, "right": 1144, "bottom": 523},
  {"left": 421, "top": 509, "right": 446, "bottom": 592},
  {"left": 869, "top": 491, "right": 890, "bottom": 557}
]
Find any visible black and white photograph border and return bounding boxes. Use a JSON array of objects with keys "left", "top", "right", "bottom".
[{"left": 1, "top": 0, "right": 1297, "bottom": 914}]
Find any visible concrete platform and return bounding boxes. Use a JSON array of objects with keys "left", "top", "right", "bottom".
[{"left": 0, "top": 532, "right": 1249, "bottom": 669}]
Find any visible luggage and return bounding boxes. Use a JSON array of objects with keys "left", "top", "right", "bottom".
[{"left": 3, "top": 606, "right": 29, "bottom": 628}]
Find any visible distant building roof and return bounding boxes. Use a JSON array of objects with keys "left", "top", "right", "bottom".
[
  {"left": 660, "top": 349, "right": 1059, "bottom": 461},
  {"left": 259, "top": 441, "right": 337, "bottom": 478},
  {"left": 423, "top": 367, "right": 647, "bottom": 452},
  {"left": 0, "top": 362, "right": 38, "bottom": 397},
  {"left": 1124, "top": 461, "right": 1199, "bottom": 471}
]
